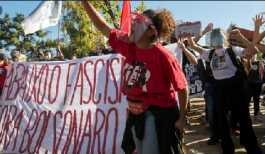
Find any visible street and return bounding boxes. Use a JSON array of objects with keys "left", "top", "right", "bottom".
[{"left": 184, "top": 98, "right": 265, "bottom": 154}]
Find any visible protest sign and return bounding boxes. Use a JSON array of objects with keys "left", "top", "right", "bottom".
[{"left": 175, "top": 21, "right": 201, "bottom": 38}]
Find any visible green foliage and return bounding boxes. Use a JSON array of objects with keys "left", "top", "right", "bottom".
[
  {"left": 0, "top": 13, "right": 56, "bottom": 57},
  {"left": 61, "top": 1, "right": 120, "bottom": 58},
  {"left": 135, "top": 1, "right": 146, "bottom": 13}
]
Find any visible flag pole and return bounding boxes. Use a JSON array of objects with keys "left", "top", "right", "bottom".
[{"left": 58, "top": 19, "right": 60, "bottom": 45}]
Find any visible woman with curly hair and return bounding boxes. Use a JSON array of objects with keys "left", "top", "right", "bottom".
[{"left": 82, "top": 1, "right": 188, "bottom": 154}]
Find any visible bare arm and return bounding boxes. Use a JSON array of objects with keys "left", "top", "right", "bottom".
[
  {"left": 257, "top": 43, "right": 265, "bottom": 53},
  {"left": 259, "top": 31, "right": 265, "bottom": 42},
  {"left": 176, "top": 87, "right": 189, "bottom": 133},
  {"left": 187, "top": 36, "right": 206, "bottom": 54},
  {"left": 56, "top": 45, "right": 65, "bottom": 60},
  {"left": 193, "top": 23, "right": 213, "bottom": 43},
  {"left": 82, "top": 0, "right": 112, "bottom": 37},
  {"left": 241, "top": 58, "right": 251, "bottom": 75},
  {"left": 178, "top": 41, "right": 198, "bottom": 64},
  {"left": 230, "top": 29, "right": 256, "bottom": 49},
  {"left": 183, "top": 48, "right": 198, "bottom": 65},
  {"left": 253, "top": 14, "right": 265, "bottom": 44},
  {"left": 230, "top": 29, "right": 260, "bottom": 57},
  {"left": 252, "top": 14, "right": 265, "bottom": 53}
]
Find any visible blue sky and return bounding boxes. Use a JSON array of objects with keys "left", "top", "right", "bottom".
[{"left": 1, "top": 1, "right": 265, "bottom": 40}]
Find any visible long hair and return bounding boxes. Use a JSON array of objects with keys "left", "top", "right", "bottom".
[{"left": 143, "top": 9, "right": 176, "bottom": 42}]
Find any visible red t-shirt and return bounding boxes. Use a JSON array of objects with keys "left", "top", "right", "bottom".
[
  {"left": 0, "top": 63, "right": 8, "bottom": 89},
  {"left": 109, "top": 29, "right": 187, "bottom": 108}
]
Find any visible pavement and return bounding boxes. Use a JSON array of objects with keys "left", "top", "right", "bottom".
[{"left": 183, "top": 98, "right": 265, "bottom": 154}]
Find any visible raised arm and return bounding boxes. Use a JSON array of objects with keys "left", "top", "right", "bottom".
[
  {"left": 187, "top": 36, "right": 206, "bottom": 55},
  {"left": 256, "top": 43, "right": 265, "bottom": 53},
  {"left": 56, "top": 45, "right": 65, "bottom": 60},
  {"left": 82, "top": 0, "right": 112, "bottom": 37},
  {"left": 259, "top": 31, "right": 265, "bottom": 42},
  {"left": 193, "top": 22, "right": 213, "bottom": 43},
  {"left": 229, "top": 29, "right": 252, "bottom": 48},
  {"left": 178, "top": 40, "right": 198, "bottom": 64},
  {"left": 253, "top": 14, "right": 265, "bottom": 44},
  {"left": 252, "top": 14, "right": 265, "bottom": 53},
  {"left": 241, "top": 57, "right": 251, "bottom": 75},
  {"left": 230, "top": 29, "right": 259, "bottom": 57}
]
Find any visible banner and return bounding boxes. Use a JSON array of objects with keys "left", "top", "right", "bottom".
[
  {"left": 22, "top": 1, "right": 62, "bottom": 35},
  {"left": 0, "top": 54, "right": 127, "bottom": 154}
]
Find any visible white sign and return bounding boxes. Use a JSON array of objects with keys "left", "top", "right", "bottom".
[{"left": 175, "top": 21, "right": 201, "bottom": 38}]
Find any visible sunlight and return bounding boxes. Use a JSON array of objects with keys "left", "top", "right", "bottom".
[{"left": 185, "top": 138, "right": 209, "bottom": 146}]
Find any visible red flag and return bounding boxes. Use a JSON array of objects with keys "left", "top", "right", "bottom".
[{"left": 120, "top": 0, "right": 131, "bottom": 35}]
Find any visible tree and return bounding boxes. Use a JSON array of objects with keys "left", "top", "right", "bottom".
[
  {"left": 61, "top": 1, "right": 149, "bottom": 58},
  {"left": 61, "top": 1, "right": 120, "bottom": 58},
  {"left": 0, "top": 13, "right": 57, "bottom": 58}
]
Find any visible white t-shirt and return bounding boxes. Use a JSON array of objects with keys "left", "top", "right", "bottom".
[
  {"left": 200, "top": 46, "right": 245, "bottom": 80},
  {"left": 164, "top": 43, "right": 183, "bottom": 68}
]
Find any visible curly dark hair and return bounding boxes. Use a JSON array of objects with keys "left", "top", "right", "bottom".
[{"left": 143, "top": 9, "right": 176, "bottom": 42}]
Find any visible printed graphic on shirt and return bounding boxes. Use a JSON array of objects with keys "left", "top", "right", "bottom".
[
  {"left": 124, "top": 61, "right": 151, "bottom": 92},
  {"left": 211, "top": 54, "right": 228, "bottom": 71}
]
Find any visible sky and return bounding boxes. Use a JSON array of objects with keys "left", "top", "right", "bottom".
[{"left": 1, "top": 1, "right": 265, "bottom": 40}]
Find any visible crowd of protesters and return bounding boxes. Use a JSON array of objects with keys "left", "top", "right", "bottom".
[
  {"left": 82, "top": 1, "right": 265, "bottom": 154},
  {"left": 0, "top": 2, "right": 264, "bottom": 154}
]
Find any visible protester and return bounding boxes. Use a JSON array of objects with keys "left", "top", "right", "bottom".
[
  {"left": 166, "top": 23, "right": 213, "bottom": 126},
  {"left": 231, "top": 14, "right": 265, "bottom": 118},
  {"left": 82, "top": 1, "right": 189, "bottom": 154},
  {"left": 0, "top": 53, "right": 8, "bottom": 96},
  {"left": 166, "top": 39, "right": 198, "bottom": 67},
  {"left": 52, "top": 45, "right": 65, "bottom": 61},
  {"left": 10, "top": 50, "right": 20, "bottom": 62},
  {"left": 246, "top": 56, "right": 264, "bottom": 117},
  {"left": 230, "top": 14, "right": 265, "bottom": 55},
  {"left": 43, "top": 50, "right": 52, "bottom": 61},
  {"left": 189, "top": 23, "right": 221, "bottom": 145},
  {"left": 70, "top": 53, "right": 77, "bottom": 60},
  {"left": 253, "top": 14, "right": 265, "bottom": 53},
  {"left": 187, "top": 28, "right": 262, "bottom": 154},
  {"left": 198, "top": 52, "right": 221, "bottom": 145},
  {"left": 10, "top": 49, "right": 27, "bottom": 62}
]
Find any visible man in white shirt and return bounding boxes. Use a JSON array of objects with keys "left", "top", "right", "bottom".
[{"left": 187, "top": 28, "right": 262, "bottom": 154}]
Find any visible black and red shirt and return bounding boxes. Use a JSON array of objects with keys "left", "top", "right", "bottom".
[
  {"left": 0, "top": 63, "right": 8, "bottom": 89},
  {"left": 109, "top": 29, "right": 187, "bottom": 108}
]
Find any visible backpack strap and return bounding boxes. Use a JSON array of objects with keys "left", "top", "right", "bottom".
[
  {"left": 226, "top": 47, "right": 247, "bottom": 79},
  {"left": 208, "top": 49, "right": 215, "bottom": 61},
  {"left": 226, "top": 47, "right": 239, "bottom": 68}
]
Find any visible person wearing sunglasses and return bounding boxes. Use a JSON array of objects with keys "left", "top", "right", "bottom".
[{"left": 82, "top": 1, "right": 188, "bottom": 154}]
